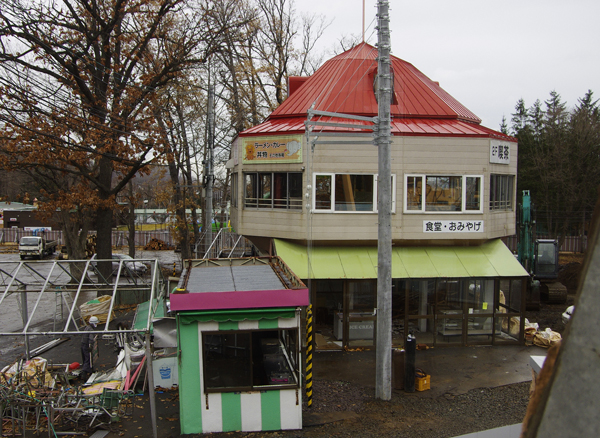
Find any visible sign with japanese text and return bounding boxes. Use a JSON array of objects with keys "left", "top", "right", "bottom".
[
  {"left": 490, "top": 140, "right": 511, "bottom": 164},
  {"left": 423, "top": 220, "right": 484, "bottom": 233},
  {"left": 242, "top": 135, "right": 303, "bottom": 164}
]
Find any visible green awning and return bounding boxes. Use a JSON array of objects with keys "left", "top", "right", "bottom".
[
  {"left": 394, "top": 247, "right": 430, "bottom": 278},
  {"left": 274, "top": 239, "right": 528, "bottom": 279},
  {"left": 338, "top": 247, "right": 378, "bottom": 278},
  {"left": 178, "top": 307, "right": 296, "bottom": 325}
]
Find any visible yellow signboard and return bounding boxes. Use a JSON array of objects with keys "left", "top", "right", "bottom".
[{"left": 242, "top": 135, "right": 303, "bottom": 164}]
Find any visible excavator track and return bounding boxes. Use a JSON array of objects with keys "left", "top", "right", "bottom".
[{"left": 541, "top": 281, "right": 568, "bottom": 304}]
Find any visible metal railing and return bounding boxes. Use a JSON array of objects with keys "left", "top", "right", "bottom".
[
  {"left": 243, "top": 197, "right": 302, "bottom": 209},
  {"left": 502, "top": 234, "right": 587, "bottom": 254},
  {"left": 196, "top": 228, "right": 256, "bottom": 259},
  {"left": 1, "top": 228, "right": 586, "bottom": 255},
  {"left": 0, "top": 229, "right": 176, "bottom": 248}
]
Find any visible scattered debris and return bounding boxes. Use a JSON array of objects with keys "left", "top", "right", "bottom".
[
  {"left": 144, "top": 238, "right": 174, "bottom": 251},
  {"left": 533, "top": 328, "right": 562, "bottom": 348},
  {"left": 80, "top": 295, "right": 116, "bottom": 324},
  {"left": 0, "top": 347, "right": 140, "bottom": 436},
  {"left": 86, "top": 234, "right": 98, "bottom": 258},
  {"left": 29, "top": 337, "right": 70, "bottom": 357}
]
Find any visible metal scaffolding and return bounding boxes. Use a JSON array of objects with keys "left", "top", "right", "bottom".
[{"left": 0, "top": 258, "right": 166, "bottom": 438}]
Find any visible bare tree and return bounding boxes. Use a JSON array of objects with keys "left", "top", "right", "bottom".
[
  {"left": 296, "top": 13, "right": 330, "bottom": 76},
  {"left": 154, "top": 79, "right": 206, "bottom": 259},
  {"left": 331, "top": 34, "right": 363, "bottom": 55},
  {"left": 0, "top": 0, "right": 232, "bottom": 277}
]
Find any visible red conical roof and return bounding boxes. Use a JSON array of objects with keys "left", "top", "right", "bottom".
[
  {"left": 241, "top": 42, "right": 513, "bottom": 140},
  {"left": 271, "top": 42, "right": 480, "bottom": 122}
]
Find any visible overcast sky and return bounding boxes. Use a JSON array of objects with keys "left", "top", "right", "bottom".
[{"left": 296, "top": 0, "right": 600, "bottom": 131}]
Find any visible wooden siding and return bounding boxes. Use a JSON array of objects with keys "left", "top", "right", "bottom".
[{"left": 232, "top": 134, "right": 518, "bottom": 244}]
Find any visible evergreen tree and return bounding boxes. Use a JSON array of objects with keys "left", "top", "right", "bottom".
[
  {"left": 510, "top": 90, "right": 600, "bottom": 244},
  {"left": 568, "top": 90, "right": 600, "bottom": 237},
  {"left": 510, "top": 99, "right": 529, "bottom": 136},
  {"left": 499, "top": 115, "right": 508, "bottom": 134}
]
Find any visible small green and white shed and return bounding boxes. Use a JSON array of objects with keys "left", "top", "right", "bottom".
[{"left": 170, "top": 257, "right": 309, "bottom": 435}]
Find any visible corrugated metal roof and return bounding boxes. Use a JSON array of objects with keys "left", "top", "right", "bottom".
[
  {"left": 169, "top": 258, "right": 310, "bottom": 311},
  {"left": 185, "top": 265, "right": 284, "bottom": 293},
  {"left": 274, "top": 239, "right": 529, "bottom": 280},
  {"left": 241, "top": 116, "right": 515, "bottom": 141},
  {"left": 240, "top": 43, "right": 514, "bottom": 141},
  {"left": 269, "top": 42, "right": 480, "bottom": 123}
]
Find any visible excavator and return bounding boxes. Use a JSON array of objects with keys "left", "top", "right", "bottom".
[{"left": 517, "top": 190, "right": 568, "bottom": 310}]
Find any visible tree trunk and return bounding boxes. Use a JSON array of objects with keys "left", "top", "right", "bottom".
[
  {"left": 95, "top": 154, "right": 114, "bottom": 282},
  {"left": 59, "top": 210, "right": 92, "bottom": 295},
  {"left": 96, "top": 206, "right": 114, "bottom": 281},
  {"left": 166, "top": 156, "right": 191, "bottom": 260},
  {"left": 128, "top": 182, "right": 136, "bottom": 257},
  {"left": 178, "top": 203, "right": 191, "bottom": 260}
]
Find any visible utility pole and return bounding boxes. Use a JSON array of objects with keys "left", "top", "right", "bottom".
[
  {"left": 204, "top": 84, "right": 215, "bottom": 256},
  {"left": 375, "top": 0, "right": 392, "bottom": 401}
]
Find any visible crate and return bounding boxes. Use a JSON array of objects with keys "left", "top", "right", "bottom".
[
  {"left": 415, "top": 374, "right": 430, "bottom": 391},
  {"left": 101, "top": 389, "right": 122, "bottom": 409}
]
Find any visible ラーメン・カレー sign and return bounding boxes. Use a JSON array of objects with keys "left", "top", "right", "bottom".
[{"left": 242, "top": 135, "right": 303, "bottom": 163}]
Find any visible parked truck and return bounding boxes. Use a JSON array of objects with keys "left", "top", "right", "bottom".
[{"left": 18, "top": 236, "right": 58, "bottom": 260}]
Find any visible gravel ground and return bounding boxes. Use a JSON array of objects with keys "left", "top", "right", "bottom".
[
  {"left": 0, "top": 251, "right": 578, "bottom": 438},
  {"left": 201, "top": 380, "right": 531, "bottom": 438},
  {"left": 198, "top": 262, "right": 581, "bottom": 438},
  {"left": 300, "top": 380, "right": 530, "bottom": 438}
]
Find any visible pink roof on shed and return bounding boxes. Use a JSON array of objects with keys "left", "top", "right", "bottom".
[
  {"left": 170, "top": 258, "right": 309, "bottom": 312},
  {"left": 170, "top": 289, "right": 309, "bottom": 312}
]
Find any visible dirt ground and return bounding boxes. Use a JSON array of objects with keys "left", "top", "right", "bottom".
[
  {"left": 196, "top": 254, "right": 583, "bottom": 438},
  {"left": 538, "top": 252, "right": 584, "bottom": 334},
  {"left": 0, "top": 252, "right": 583, "bottom": 438},
  {"left": 558, "top": 252, "right": 585, "bottom": 265}
]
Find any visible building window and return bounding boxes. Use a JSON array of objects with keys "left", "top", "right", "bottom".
[
  {"left": 245, "top": 173, "right": 257, "bottom": 207},
  {"left": 489, "top": 174, "right": 514, "bottom": 211},
  {"left": 426, "top": 176, "right": 462, "bottom": 211},
  {"left": 406, "top": 176, "right": 423, "bottom": 211},
  {"left": 313, "top": 173, "right": 395, "bottom": 213},
  {"left": 259, "top": 173, "right": 272, "bottom": 208},
  {"left": 315, "top": 174, "right": 332, "bottom": 210},
  {"left": 202, "top": 328, "right": 299, "bottom": 393},
  {"left": 465, "top": 177, "right": 481, "bottom": 211},
  {"left": 405, "top": 175, "right": 483, "bottom": 213},
  {"left": 231, "top": 173, "right": 238, "bottom": 208},
  {"left": 244, "top": 172, "right": 302, "bottom": 209}
]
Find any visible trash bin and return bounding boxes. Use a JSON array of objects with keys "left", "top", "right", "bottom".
[
  {"left": 404, "top": 332, "right": 416, "bottom": 393},
  {"left": 392, "top": 348, "right": 404, "bottom": 390}
]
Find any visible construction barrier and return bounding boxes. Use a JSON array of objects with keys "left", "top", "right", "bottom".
[{"left": 305, "top": 304, "right": 313, "bottom": 407}]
